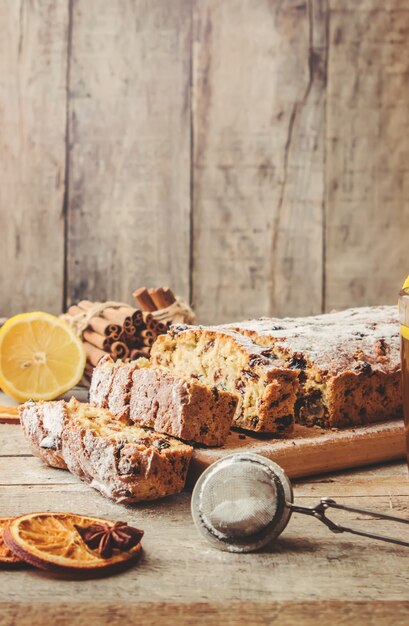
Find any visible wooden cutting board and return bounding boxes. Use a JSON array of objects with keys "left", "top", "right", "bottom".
[{"left": 188, "top": 420, "right": 407, "bottom": 484}]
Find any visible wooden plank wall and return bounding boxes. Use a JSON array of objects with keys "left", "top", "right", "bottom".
[
  {"left": 0, "top": 1, "right": 68, "bottom": 314},
  {"left": 1, "top": 0, "right": 408, "bottom": 324}
]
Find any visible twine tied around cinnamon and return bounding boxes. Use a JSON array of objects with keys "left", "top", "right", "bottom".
[
  {"left": 150, "top": 299, "right": 197, "bottom": 326},
  {"left": 61, "top": 298, "right": 196, "bottom": 338},
  {"left": 60, "top": 301, "right": 132, "bottom": 337}
]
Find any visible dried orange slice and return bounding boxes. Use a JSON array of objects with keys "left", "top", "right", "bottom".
[
  {"left": 0, "top": 405, "right": 20, "bottom": 425},
  {"left": 3, "top": 513, "right": 143, "bottom": 576},
  {"left": 0, "top": 312, "right": 86, "bottom": 402},
  {"left": 0, "top": 517, "right": 26, "bottom": 566}
]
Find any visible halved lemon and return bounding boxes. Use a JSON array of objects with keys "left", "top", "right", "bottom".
[
  {"left": 0, "top": 312, "right": 86, "bottom": 402},
  {"left": 3, "top": 512, "right": 142, "bottom": 576}
]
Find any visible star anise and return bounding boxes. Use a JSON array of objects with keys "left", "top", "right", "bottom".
[{"left": 74, "top": 521, "right": 144, "bottom": 559}]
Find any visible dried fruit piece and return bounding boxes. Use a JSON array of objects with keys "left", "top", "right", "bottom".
[
  {"left": 0, "top": 405, "right": 20, "bottom": 425},
  {"left": 3, "top": 513, "right": 143, "bottom": 576},
  {"left": 0, "top": 517, "right": 26, "bottom": 566}
]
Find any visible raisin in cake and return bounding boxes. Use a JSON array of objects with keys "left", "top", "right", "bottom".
[
  {"left": 221, "top": 305, "right": 401, "bottom": 428},
  {"left": 19, "top": 398, "right": 193, "bottom": 503},
  {"left": 150, "top": 327, "right": 299, "bottom": 434},
  {"left": 90, "top": 360, "right": 238, "bottom": 446}
]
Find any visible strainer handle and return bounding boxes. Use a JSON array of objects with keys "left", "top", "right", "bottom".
[{"left": 289, "top": 498, "right": 409, "bottom": 548}]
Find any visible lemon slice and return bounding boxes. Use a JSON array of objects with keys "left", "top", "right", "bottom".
[
  {"left": 403, "top": 275, "right": 409, "bottom": 291},
  {"left": 0, "top": 312, "right": 86, "bottom": 402}
]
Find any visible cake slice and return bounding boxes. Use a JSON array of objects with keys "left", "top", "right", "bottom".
[
  {"left": 221, "top": 305, "right": 401, "bottom": 428},
  {"left": 19, "top": 400, "right": 67, "bottom": 470},
  {"left": 150, "top": 327, "right": 299, "bottom": 434},
  {"left": 88, "top": 354, "right": 116, "bottom": 408},
  {"left": 88, "top": 355, "right": 149, "bottom": 413},
  {"left": 106, "top": 358, "right": 149, "bottom": 420},
  {"left": 128, "top": 368, "right": 238, "bottom": 446},
  {"left": 19, "top": 398, "right": 193, "bottom": 503}
]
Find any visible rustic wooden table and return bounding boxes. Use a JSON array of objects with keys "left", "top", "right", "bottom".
[{"left": 1, "top": 420, "right": 409, "bottom": 626}]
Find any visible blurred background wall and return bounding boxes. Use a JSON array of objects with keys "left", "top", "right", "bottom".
[{"left": 1, "top": 0, "right": 408, "bottom": 324}]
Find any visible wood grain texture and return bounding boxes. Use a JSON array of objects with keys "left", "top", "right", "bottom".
[
  {"left": 191, "top": 0, "right": 326, "bottom": 323},
  {"left": 1, "top": 0, "right": 408, "bottom": 322},
  {"left": 0, "top": 0, "right": 68, "bottom": 316},
  {"left": 270, "top": 0, "right": 327, "bottom": 318},
  {"left": 66, "top": 0, "right": 192, "bottom": 306},
  {"left": 2, "top": 602, "right": 409, "bottom": 626},
  {"left": 325, "top": 0, "right": 409, "bottom": 311},
  {"left": 1, "top": 477, "right": 409, "bottom": 604},
  {"left": 2, "top": 418, "right": 409, "bottom": 619}
]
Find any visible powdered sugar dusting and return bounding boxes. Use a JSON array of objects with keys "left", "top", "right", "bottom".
[
  {"left": 221, "top": 305, "right": 400, "bottom": 375},
  {"left": 42, "top": 402, "right": 65, "bottom": 448}
]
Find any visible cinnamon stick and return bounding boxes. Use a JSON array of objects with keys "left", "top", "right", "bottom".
[
  {"left": 68, "top": 305, "right": 85, "bottom": 317},
  {"left": 132, "top": 309, "right": 143, "bottom": 323},
  {"left": 140, "top": 330, "right": 155, "bottom": 347},
  {"left": 111, "top": 341, "right": 130, "bottom": 359},
  {"left": 132, "top": 312, "right": 144, "bottom": 329},
  {"left": 102, "top": 306, "right": 135, "bottom": 325},
  {"left": 84, "top": 363, "right": 94, "bottom": 380},
  {"left": 105, "top": 325, "right": 121, "bottom": 340},
  {"left": 84, "top": 342, "right": 106, "bottom": 367},
  {"left": 123, "top": 317, "right": 135, "bottom": 332},
  {"left": 103, "top": 337, "right": 115, "bottom": 351},
  {"left": 142, "top": 312, "right": 154, "bottom": 325},
  {"left": 90, "top": 317, "right": 120, "bottom": 337},
  {"left": 163, "top": 287, "right": 176, "bottom": 305},
  {"left": 155, "top": 321, "right": 168, "bottom": 335},
  {"left": 146, "top": 317, "right": 159, "bottom": 330},
  {"left": 78, "top": 300, "right": 94, "bottom": 311},
  {"left": 124, "top": 324, "right": 136, "bottom": 336},
  {"left": 83, "top": 329, "right": 107, "bottom": 351},
  {"left": 143, "top": 337, "right": 155, "bottom": 347},
  {"left": 130, "top": 348, "right": 151, "bottom": 359},
  {"left": 149, "top": 287, "right": 176, "bottom": 310},
  {"left": 132, "top": 288, "right": 157, "bottom": 312}
]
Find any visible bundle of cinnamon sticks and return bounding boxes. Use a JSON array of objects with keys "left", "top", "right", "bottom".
[{"left": 64, "top": 287, "right": 179, "bottom": 381}]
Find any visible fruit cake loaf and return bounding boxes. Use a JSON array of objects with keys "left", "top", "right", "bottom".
[
  {"left": 221, "top": 305, "right": 401, "bottom": 428},
  {"left": 128, "top": 368, "right": 238, "bottom": 446},
  {"left": 19, "top": 398, "right": 193, "bottom": 503},
  {"left": 150, "top": 327, "right": 299, "bottom": 434}
]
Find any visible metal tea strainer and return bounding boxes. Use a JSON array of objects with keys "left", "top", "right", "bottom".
[{"left": 191, "top": 453, "right": 409, "bottom": 553}]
